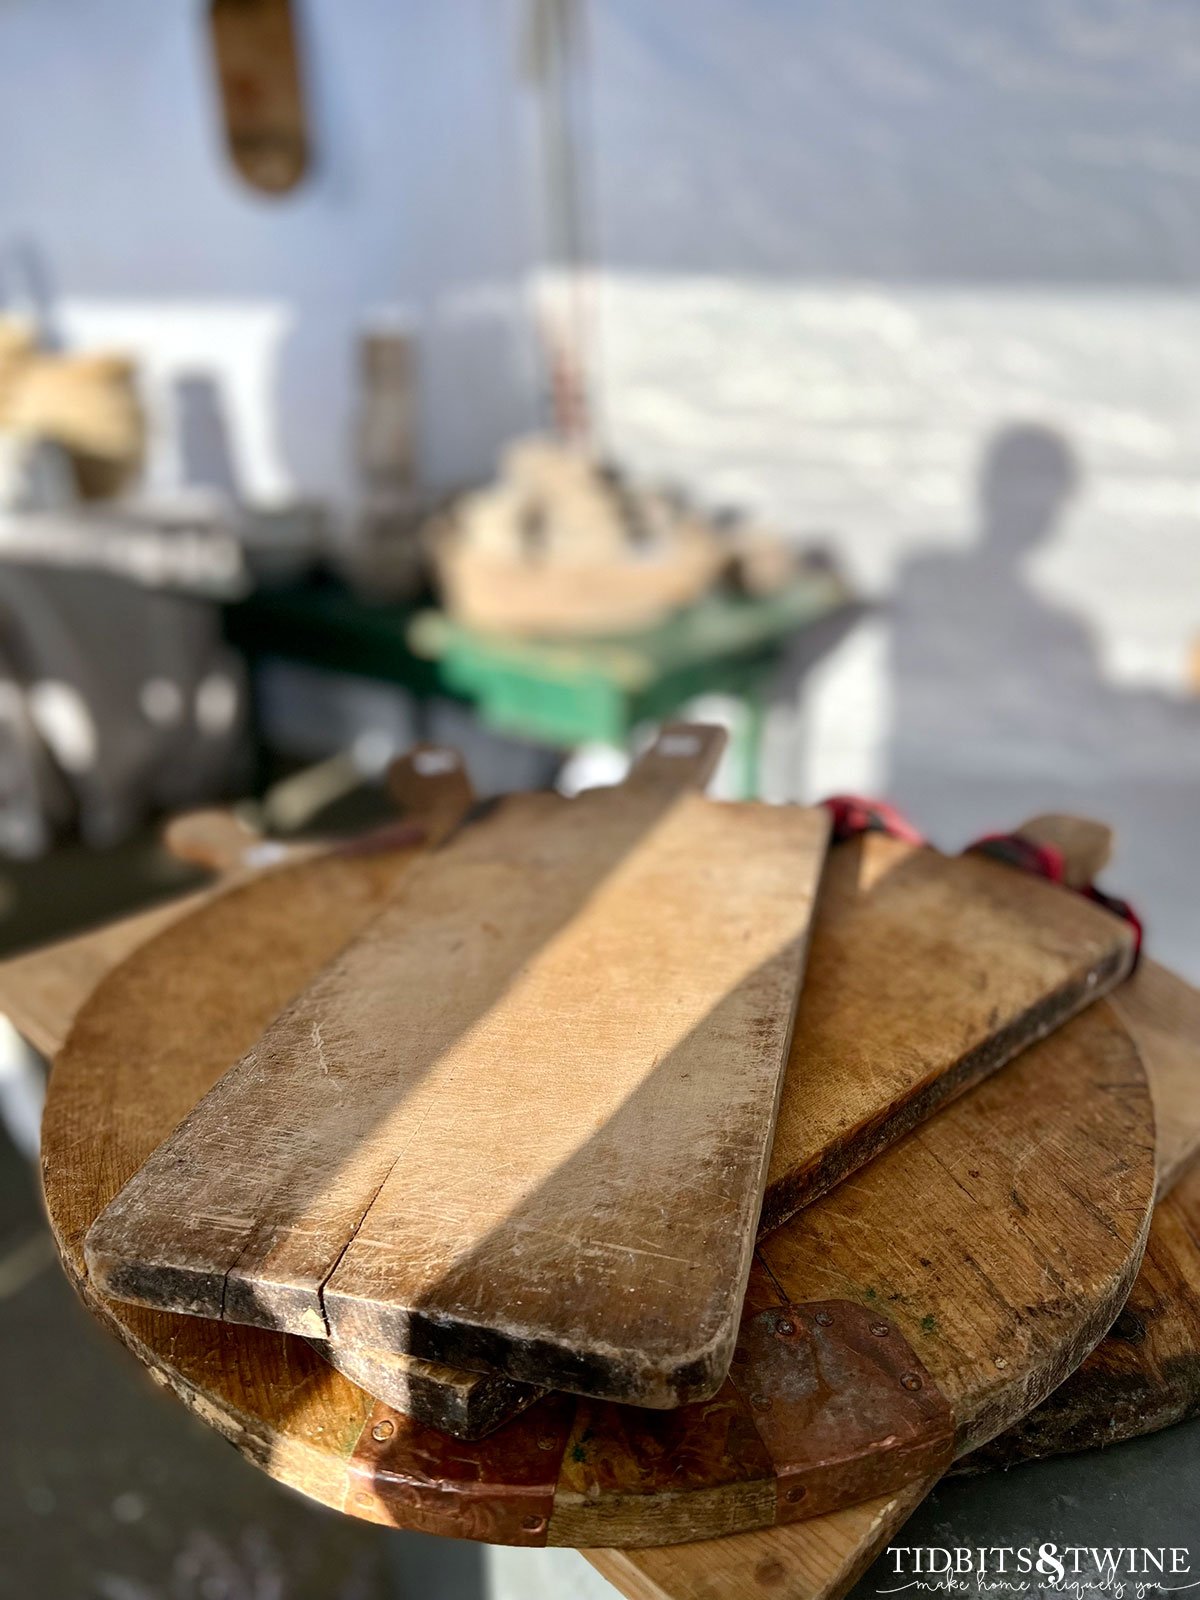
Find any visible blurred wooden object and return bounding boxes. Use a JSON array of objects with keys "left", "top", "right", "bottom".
[
  {"left": 1114, "top": 958, "right": 1200, "bottom": 1195},
  {"left": 1015, "top": 811, "right": 1113, "bottom": 890},
  {"left": 208, "top": 0, "right": 309, "bottom": 195},
  {"left": 0, "top": 340, "right": 144, "bottom": 500},
  {"left": 0, "top": 319, "right": 36, "bottom": 415},
  {"left": 432, "top": 437, "right": 728, "bottom": 636}
]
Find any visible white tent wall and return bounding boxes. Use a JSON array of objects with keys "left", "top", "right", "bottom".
[{"left": 0, "top": 0, "right": 542, "bottom": 501}]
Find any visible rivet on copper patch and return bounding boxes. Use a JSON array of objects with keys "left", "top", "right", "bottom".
[
  {"left": 345, "top": 1395, "right": 573, "bottom": 1545},
  {"left": 727, "top": 1299, "right": 955, "bottom": 1523}
]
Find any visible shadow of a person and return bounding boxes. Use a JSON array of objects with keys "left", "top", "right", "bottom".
[
  {"left": 884, "top": 422, "right": 1200, "bottom": 974},
  {"left": 888, "top": 423, "right": 1108, "bottom": 805}
]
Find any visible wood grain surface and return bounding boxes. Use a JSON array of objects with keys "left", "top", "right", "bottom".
[
  {"left": 960, "top": 956, "right": 1200, "bottom": 1472},
  {"left": 961, "top": 1159, "right": 1200, "bottom": 1472},
  {"left": 761, "top": 832, "right": 1135, "bottom": 1231},
  {"left": 85, "top": 727, "right": 831, "bottom": 1406},
  {"left": 591, "top": 949, "right": 1200, "bottom": 1595},
  {"left": 6, "top": 796, "right": 1141, "bottom": 1444},
  {"left": 208, "top": 0, "right": 309, "bottom": 194},
  {"left": 37, "top": 837, "right": 1155, "bottom": 1549},
  {"left": 1112, "top": 958, "right": 1200, "bottom": 1195}
]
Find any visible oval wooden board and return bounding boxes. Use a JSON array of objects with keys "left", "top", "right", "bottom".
[
  {"left": 591, "top": 953, "right": 1200, "bottom": 1598},
  {"left": 960, "top": 956, "right": 1200, "bottom": 1472},
  {"left": 40, "top": 842, "right": 1156, "bottom": 1549},
  {"left": 960, "top": 1156, "right": 1200, "bottom": 1473}
]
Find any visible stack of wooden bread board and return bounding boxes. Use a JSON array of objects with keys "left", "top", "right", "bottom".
[{"left": 17, "top": 722, "right": 1199, "bottom": 1600}]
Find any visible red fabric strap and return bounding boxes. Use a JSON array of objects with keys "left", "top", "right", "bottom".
[
  {"left": 820, "top": 794, "right": 925, "bottom": 847},
  {"left": 818, "top": 797, "right": 1143, "bottom": 966},
  {"left": 965, "top": 831, "right": 1143, "bottom": 965}
]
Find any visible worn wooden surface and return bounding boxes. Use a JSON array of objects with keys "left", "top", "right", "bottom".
[
  {"left": 85, "top": 726, "right": 831, "bottom": 1406},
  {"left": 1113, "top": 959, "right": 1200, "bottom": 1196},
  {"left": 82, "top": 800, "right": 1134, "bottom": 1408},
  {"left": 961, "top": 1159, "right": 1200, "bottom": 1473},
  {"left": 591, "top": 949, "right": 1200, "bottom": 1594},
  {"left": 959, "top": 956, "right": 1200, "bottom": 1473},
  {"left": 9, "top": 861, "right": 1192, "bottom": 1582},
  {"left": 762, "top": 832, "right": 1135, "bottom": 1231},
  {"left": 6, "top": 799, "right": 1142, "bottom": 1446},
  {"left": 208, "top": 0, "right": 309, "bottom": 194},
  {"left": 313, "top": 1338, "right": 539, "bottom": 1442},
  {"left": 37, "top": 818, "right": 1155, "bottom": 1547}
]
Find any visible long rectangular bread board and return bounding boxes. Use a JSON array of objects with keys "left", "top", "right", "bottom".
[
  {"left": 85, "top": 725, "right": 830, "bottom": 1406},
  {"left": 322, "top": 819, "right": 1137, "bottom": 1429},
  {"left": 759, "top": 824, "right": 1136, "bottom": 1229},
  {"left": 77, "top": 782, "right": 1136, "bottom": 1432}
]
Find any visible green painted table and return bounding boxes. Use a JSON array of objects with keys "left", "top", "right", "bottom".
[{"left": 226, "top": 570, "right": 855, "bottom": 797}]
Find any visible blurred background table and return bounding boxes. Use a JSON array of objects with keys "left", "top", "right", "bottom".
[{"left": 225, "top": 567, "right": 855, "bottom": 799}]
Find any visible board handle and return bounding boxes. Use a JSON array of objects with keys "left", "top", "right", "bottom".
[
  {"left": 1012, "top": 813, "right": 1114, "bottom": 890},
  {"left": 162, "top": 809, "right": 285, "bottom": 874},
  {"left": 385, "top": 745, "right": 476, "bottom": 844},
  {"left": 165, "top": 746, "right": 475, "bottom": 874},
  {"left": 624, "top": 722, "right": 727, "bottom": 797}
]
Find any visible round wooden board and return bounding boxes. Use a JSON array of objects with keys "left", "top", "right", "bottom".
[
  {"left": 960, "top": 1155, "right": 1200, "bottom": 1472},
  {"left": 41, "top": 845, "right": 1156, "bottom": 1550},
  {"left": 590, "top": 954, "right": 1200, "bottom": 1600}
]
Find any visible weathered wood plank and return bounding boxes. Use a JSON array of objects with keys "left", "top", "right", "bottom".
[
  {"left": 591, "top": 951, "right": 1200, "bottom": 1593},
  {"left": 760, "top": 830, "right": 1135, "bottom": 1230},
  {"left": 86, "top": 726, "right": 830, "bottom": 1405}
]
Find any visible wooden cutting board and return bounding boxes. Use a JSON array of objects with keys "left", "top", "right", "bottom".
[
  {"left": 84, "top": 726, "right": 831, "bottom": 1407},
  {"left": 37, "top": 829, "right": 1156, "bottom": 1548},
  {"left": 326, "top": 821, "right": 1137, "bottom": 1433},
  {"left": 208, "top": 0, "right": 310, "bottom": 194},
  {"left": 962, "top": 1160, "right": 1200, "bottom": 1472},
  {"left": 961, "top": 955, "right": 1200, "bottom": 1471},
  {"left": 758, "top": 824, "right": 1134, "bottom": 1231},
  {"left": 592, "top": 951, "right": 1200, "bottom": 1597},
  {"left": 14, "top": 778, "right": 1135, "bottom": 1440}
]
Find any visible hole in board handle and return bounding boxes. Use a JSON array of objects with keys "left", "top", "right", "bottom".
[
  {"left": 657, "top": 733, "right": 703, "bottom": 759},
  {"left": 413, "top": 748, "right": 459, "bottom": 777}
]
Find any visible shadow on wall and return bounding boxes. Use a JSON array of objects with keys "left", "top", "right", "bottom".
[{"left": 882, "top": 421, "right": 1200, "bottom": 970}]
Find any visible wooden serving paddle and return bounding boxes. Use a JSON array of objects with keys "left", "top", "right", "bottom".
[
  {"left": 759, "top": 815, "right": 1134, "bottom": 1231},
  {"left": 84, "top": 725, "right": 830, "bottom": 1407},
  {"left": 38, "top": 835, "right": 1155, "bottom": 1548}
]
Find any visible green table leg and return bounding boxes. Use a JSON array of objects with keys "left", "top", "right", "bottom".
[{"left": 737, "top": 687, "right": 768, "bottom": 801}]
